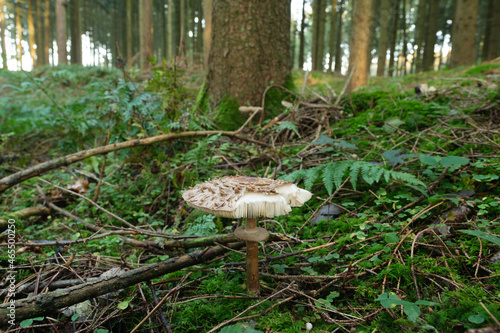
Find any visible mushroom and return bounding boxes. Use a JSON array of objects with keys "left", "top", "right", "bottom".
[{"left": 182, "top": 176, "right": 312, "bottom": 294}]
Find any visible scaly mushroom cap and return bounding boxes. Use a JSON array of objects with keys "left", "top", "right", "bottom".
[{"left": 182, "top": 176, "right": 312, "bottom": 218}]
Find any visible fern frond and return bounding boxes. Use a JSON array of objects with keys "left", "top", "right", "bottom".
[
  {"left": 332, "top": 160, "right": 352, "bottom": 189},
  {"left": 349, "top": 161, "right": 362, "bottom": 190},
  {"left": 322, "top": 162, "right": 337, "bottom": 195},
  {"left": 304, "top": 165, "right": 324, "bottom": 191}
]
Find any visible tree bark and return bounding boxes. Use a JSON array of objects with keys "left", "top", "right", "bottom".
[
  {"left": 400, "top": 0, "right": 407, "bottom": 76},
  {"left": 203, "top": 0, "right": 212, "bottom": 69},
  {"left": 168, "top": 0, "right": 180, "bottom": 60},
  {"left": 334, "top": 0, "right": 344, "bottom": 74},
  {"left": 376, "top": 0, "right": 390, "bottom": 76},
  {"left": 422, "top": 0, "right": 439, "bottom": 71},
  {"left": 328, "top": 0, "right": 337, "bottom": 72},
  {"left": 0, "top": 0, "right": 7, "bottom": 68},
  {"left": 349, "top": 0, "right": 373, "bottom": 92},
  {"left": 139, "top": 0, "right": 154, "bottom": 71},
  {"left": 414, "top": 0, "right": 426, "bottom": 73},
  {"left": 298, "top": 0, "right": 306, "bottom": 70},
  {"left": 70, "top": 0, "right": 82, "bottom": 64},
  {"left": 312, "top": 0, "right": 326, "bottom": 71},
  {"left": 486, "top": 0, "right": 500, "bottom": 60},
  {"left": 126, "top": 0, "right": 133, "bottom": 60},
  {"left": 207, "top": 0, "right": 291, "bottom": 108},
  {"left": 27, "top": 0, "right": 37, "bottom": 68},
  {"left": 56, "top": 0, "right": 67, "bottom": 65},
  {"left": 450, "top": 0, "right": 479, "bottom": 68},
  {"left": 0, "top": 242, "right": 244, "bottom": 328},
  {"left": 44, "top": 0, "right": 51, "bottom": 65},
  {"left": 15, "top": 1, "right": 22, "bottom": 70},
  {"left": 388, "top": 0, "right": 400, "bottom": 77}
]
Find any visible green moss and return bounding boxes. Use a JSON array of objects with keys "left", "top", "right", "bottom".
[
  {"left": 464, "top": 63, "right": 500, "bottom": 75},
  {"left": 213, "top": 95, "right": 246, "bottom": 131},
  {"left": 263, "top": 75, "right": 298, "bottom": 117}
]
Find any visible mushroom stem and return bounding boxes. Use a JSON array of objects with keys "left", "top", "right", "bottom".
[{"left": 245, "top": 217, "right": 260, "bottom": 294}]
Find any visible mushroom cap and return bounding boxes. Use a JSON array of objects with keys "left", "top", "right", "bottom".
[{"left": 182, "top": 176, "right": 312, "bottom": 218}]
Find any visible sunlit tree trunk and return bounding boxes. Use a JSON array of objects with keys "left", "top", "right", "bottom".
[
  {"left": 327, "top": 0, "right": 337, "bottom": 72},
  {"left": 44, "top": 0, "right": 51, "bottom": 65},
  {"left": 207, "top": 0, "right": 291, "bottom": 107},
  {"left": 388, "top": 0, "right": 400, "bottom": 76},
  {"left": 422, "top": 0, "right": 439, "bottom": 71},
  {"left": 376, "top": 0, "right": 390, "bottom": 76},
  {"left": 349, "top": 0, "right": 373, "bottom": 92},
  {"left": 27, "top": 0, "right": 37, "bottom": 68},
  {"left": 298, "top": 0, "right": 306, "bottom": 70},
  {"left": 70, "top": 0, "right": 82, "bottom": 64},
  {"left": 334, "top": 0, "right": 343, "bottom": 74},
  {"left": 203, "top": 0, "right": 212, "bottom": 69},
  {"left": 16, "top": 1, "right": 22, "bottom": 70},
  {"left": 56, "top": 0, "right": 67, "bottom": 65},
  {"left": 196, "top": 0, "right": 203, "bottom": 65},
  {"left": 0, "top": 0, "right": 7, "bottom": 68}
]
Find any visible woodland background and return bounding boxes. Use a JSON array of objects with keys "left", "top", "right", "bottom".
[{"left": 0, "top": 0, "right": 500, "bottom": 333}]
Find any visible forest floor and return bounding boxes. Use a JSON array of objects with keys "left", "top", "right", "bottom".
[{"left": 1, "top": 61, "right": 500, "bottom": 333}]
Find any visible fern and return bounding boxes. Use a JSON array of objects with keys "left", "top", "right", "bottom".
[{"left": 282, "top": 160, "right": 426, "bottom": 195}]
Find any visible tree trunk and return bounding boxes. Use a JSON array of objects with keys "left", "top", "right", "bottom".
[
  {"left": 0, "top": 0, "right": 7, "bottom": 68},
  {"left": 196, "top": 0, "right": 203, "bottom": 65},
  {"left": 388, "top": 0, "right": 400, "bottom": 77},
  {"left": 414, "top": 0, "right": 426, "bottom": 73},
  {"left": 70, "top": 0, "right": 82, "bottom": 64},
  {"left": 312, "top": 0, "right": 326, "bottom": 71},
  {"left": 203, "top": 0, "right": 212, "bottom": 69},
  {"left": 27, "top": 0, "right": 37, "bottom": 68},
  {"left": 486, "top": 0, "right": 500, "bottom": 60},
  {"left": 34, "top": 0, "right": 44, "bottom": 67},
  {"left": 334, "top": 0, "right": 344, "bottom": 74},
  {"left": 56, "top": 0, "right": 67, "bottom": 65},
  {"left": 126, "top": 0, "right": 133, "bottom": 60},
  {"left": 44, "top": 0, "right": 51, "bottom": 65},
  {"left": 16, "top": 1, "right": 22, "bottom": 70},
  {"left": 376, "top": 0, "right": 390, "bottom": 76},
  {"left": 401, "top": 0, "right": 407, "bottom": 76},
  {"left": 140, "top": 0, "right": 154, "bottom": 71},
  {"left": 450, "top": 0, "right": 479, "bottom": 68},
  {"left": 168, "top": 0, "right": 180, "bottom": 60},
  {"left": 349, "top": 0, "right": 373, "bottom": 92},
  {"left": 422, "top": 0, "right": 439, "bottom": 71},
  {"left": 328, "top": 0, "right": 337, "bottom": 72},
  {"left": 207, "top": 0, "right": 291, "bottom": 108},
  {"left": 298, "top": 0, "right": 306, "bottom": 70}
]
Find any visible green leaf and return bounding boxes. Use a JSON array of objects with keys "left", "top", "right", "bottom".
[
  {"left": 459, "top": 230, "right": 500, "bottom": 246},
  {"left": 385, "top": 233, "right": 399, "bottom": 244},
  {"left": 376, "top": 292, "right": 400, "bottom": 308},
  {"left": 415, "top": 300, "right": 439, "bottom": 306},
  {"left": 383, "top": 117, "right": 405, "bottom": 133},
  {"left": 440, "top": 156, "right": 469, "bottom": 168},
  {"left": 419, "top": 154, "right": 438, "bottom": 167},
  {"left": 20, "top": 319, "right": 34, "bottom": 328},
  {"left": 71, "top": 313, "right": 81, "bottom": 322},
  {"left": 468, "top": 314, "right": 485, "bottom": 324},
  {"left": 117, "top": 300, "right": 129, "bottom": 310},
  {"left": 403, "top": 303, "right": 421, "bottom": 322}
]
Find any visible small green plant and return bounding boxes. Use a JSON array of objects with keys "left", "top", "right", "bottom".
[{"left": 376, "top": 292, "right": 439, "bottom": 323}]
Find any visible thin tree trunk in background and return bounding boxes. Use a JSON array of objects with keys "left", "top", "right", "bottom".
[
  {"left": 312, "top": 0, "right": 326, "bottom": 71},
  {"left": 328, "top": 0, "right": 337, "bottom": 72},
  {"left": 34, "top": 0, "right": 44, "bottom": 67},
  {"left": 56, "top": 0, "right": 67, "bottom": 65},
  {"left": 450, "top": 0, "right": 478, "bottom": 68},
  {"left": 376, "top": 0, "right": 390, "bottom": 76},
  {"left": 168, "top": 0, "right": 180, "bottom": 60},
  {"left": 414, "top": 0, "right": 426, "bottom": 73},
  {"left": 422, "top": 0, "right": 439, "bottom": 71},
  {"left": 298, "top": 0, "right": 306, "bottom": 70},
  {"left": 140, "top": 0, "right": 153, "bottom": 71},
  {"left": 480, "top": 0, "right": 492, "bottom": 62},
  {"left": 44, "top": 0, "right": 50, "bottom": 65},
  {"left": 401, "top": 0, "right": 407, "bottom": 76},
  {"left": 0, "top": 0, "right": 7, "bottom": 68},
  {"left": 28, "top": 0, "right": 37, "bottom": 68},
  {"left": 388, "top": 0, "right": 400, "bottom": 77},
  {"left": 178, "top": 0, "right": 186, "bottom": 65},
  {"left": 126, "top": 0, "right": 133, "bottom": 60},
  {"left": 487, "top": 0, "right": 500, "bottom": 60},
  {"left": 203, "top": 0, "right": 212, "bottom": 69},
  {"left": 334, "top": 0, "right": 343, "bottom": 74},
  {"left": 16, "top": 1, "right": 22, "bottom": 70},
  {"left": 70, "top": 0, "right": 82, "bottom": 64},
  {"left": 349, "top": 0, "right": 373, "bottom": 92},
  {"left": 196, "top": 1, "right": 203, "bottom": 65}
]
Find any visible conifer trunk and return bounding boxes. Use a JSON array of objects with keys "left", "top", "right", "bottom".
[
  {"left": 28, "top": 0, "right": 37, "bottom": 68},
  {"left": 349, "top": 0, "right": 373, "bottom": 92},
  {"left": 388, "top": 0, "right": 400, "bottom": 77},
  {"left": 422, "top": 0, "right": 439, "bottom": 71},
  {"left": 0, "top": 0, "right": 8, "bottom": 68},
  {"left": 334, "top": 0, "right": 344, "bottom": 74},
  {"left": 376, "top": 0, "right": 390, "bottom": 76},
  {"left": 15, "top": 1, "right": 22, "bottom": 69},
  {"left": 70, "top": 0, "right": 82, "bottom": 64},
  {"left": 328, "top": 0, "right": 337, "bottom": 72},
  {"left": 56, "top": 0, "right": 67, "bottom": 65},
  {"left": 298, "top": 0, "right": 306, "bottom": 70},
  {"left": 450, "top": 0, "right": 479, "bottom": 68}
]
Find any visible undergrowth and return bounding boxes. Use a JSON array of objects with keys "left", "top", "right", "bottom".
[{"left": 0, "top": 63, "right": 499, "bottom": 332}]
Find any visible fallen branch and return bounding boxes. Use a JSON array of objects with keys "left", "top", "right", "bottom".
[
  {"left": 0, "top": 242, "right": 245, "bottom": 328},
  {"left": 0, "top": 130, "right": 269, "bottom": 194},
  {"left": 0, "top": 206, "right": 50, "bottom": 232}
]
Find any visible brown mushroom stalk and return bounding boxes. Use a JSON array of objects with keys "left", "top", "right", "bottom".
[{"left": 182, "top": 176, "right": 312, "bottom": 295}]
